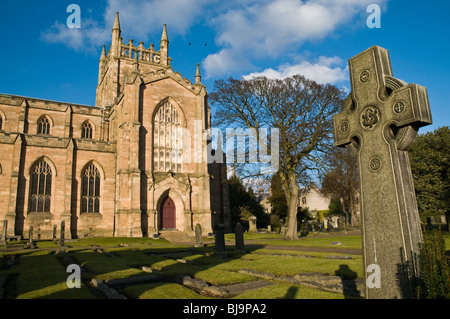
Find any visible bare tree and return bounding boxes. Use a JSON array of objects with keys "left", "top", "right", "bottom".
[
  {"left": 210, "top": 75, "right": 344, "bottom": 239},
  {"left": 321, "top": 147, "right": 359, "bottom": 228}
]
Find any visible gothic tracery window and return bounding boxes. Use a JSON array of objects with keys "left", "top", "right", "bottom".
[
  {"left": 37, "top": 116, "right": 51, "bottom": 135},
  {"left": 29, "top": 160, "right": 52, "bottom": 213},
  {"left": 81, "top": 121, "right": 93, "bottom": 139},
  {"left": 153, "top": 101, "right": 183, "bottom": 172},
  {"left": 81, "top": 163, "right": 100, "bottom": 213}
]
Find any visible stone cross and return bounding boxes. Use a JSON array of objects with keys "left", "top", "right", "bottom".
[
  {"left": 213, "top": 223, "right": 227, "bottom": 258},
  {"left": 194, "top": 223, "right": 204, "bottom": 247},
  {"left": 1, "top": 220, "right": 7, "bottom": 247},
  {"left": 333, "top": 46, "right": 432, "bottom": 299},
  {"left": 235, "top": 222, "right": 245, "bottom": 252}
]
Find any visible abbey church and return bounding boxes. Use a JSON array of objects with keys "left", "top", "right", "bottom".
[{"left": 0, "top": 12, "right": 231, "bottom": 239}]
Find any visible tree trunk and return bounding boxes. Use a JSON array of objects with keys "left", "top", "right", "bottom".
[{"left": 284, "top": 172, "right": 299, "bottom": 240}]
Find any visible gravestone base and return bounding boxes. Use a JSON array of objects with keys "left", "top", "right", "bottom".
[
  {"left": 24, "top": 241, "right": 37, "bottom": 249},
  {"left": 151, "top": 232, "right": 160, "bottom": 239}
]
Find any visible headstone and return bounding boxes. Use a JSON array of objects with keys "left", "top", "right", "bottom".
[
  {"left": 52, "top": 224, "right": 57, "bottom": 243},
  {"left": 213, "top": 223, "right": 227, "bottom": 258},
  {"left": 1, "top": 220, "right": 7, "bottom": 247},
  {"left": 333, "top": 46, "right": 432, "bottom": 299},
  {"left": 58, "top": 220, "right": 66, "bottom": 253},
  {"left": 331, "top": 216, "right": 339, "bottom": 229},
  {"left": 235, "top": 222, "right": 245, "bottom": 252},
  {"left": 248, "top": 216, "right": 257, "bottom": 233},
  {"left": 426, "top": 216, "right": 433, "bottom": 229},
  {"left": 194, "top": 223, "right": 204, "bottom": 247},
  {"left": 24, "top": 226, "right": 37, "bottom": 249}
]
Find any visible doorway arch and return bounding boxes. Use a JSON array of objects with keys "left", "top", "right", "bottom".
[{"left": 160, "top": 196, "right": 176, "bottom": 229}]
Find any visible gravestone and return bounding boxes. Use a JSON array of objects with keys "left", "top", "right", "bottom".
[
  {"left": 52, "top": 224, "right": 57, "bottom": 243},
  {"left": 248, "top": 216, "right": 257, "bottom": 233},
  {"left": 235, "top": 222, "right": 245, "bottom": 252},
  {"left": 1, "top": 220, "right": 7, "bottom": 247},
  {"left": 24, "top": 226, "right": 37, "bottom": 249},
  {"left": 426, "top": 217, "right": 433, "bottom": 229},
  {"left": 333, "top": 46, "right": 432, "bottom": 299},
  {"left": 194, "top": 223, "right": 204, "bottom": 247},
  {"left": 58, "top": 220, "right": 66, "bottom": 253},
  {"left": 213, "top": 223, "right": 227, "bottom": 258}
]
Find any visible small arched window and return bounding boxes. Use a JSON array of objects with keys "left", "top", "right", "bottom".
[
  {"left": 0, "top": 116, "right": 3, "bottom": 130},
  {"left": 37, "top": 116, "right": 51, "bottom": 135},
  {"left": 29, "top": 160, "right": 52, "bottom": 213},
  {"left": 81, "top": 121, "right": 93, "bottom": 139},
  {"left": 81, "top": 163, "right": 101, "bottom": 213}
]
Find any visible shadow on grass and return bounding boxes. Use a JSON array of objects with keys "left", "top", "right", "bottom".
[
  {"left": 335, "top": 264, "right": 361, "bottom": 299},
  {"left": 1, "top": 238, "right": 363, "bottom": 299}
]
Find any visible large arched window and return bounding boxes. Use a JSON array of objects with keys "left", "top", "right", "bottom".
[
  {"left": 29, "top": 160, "right": 52, "bottom": 213},
  {"left": 153, "top": 101, "right": 183, "bottom": 172},
  {"left": 81, "top": 121, "right": 93, "bottom": 139},
  {"left": 37, "top": 116, "right": 51, "bottom": 135},
  {"left": 81, "top": 163, "right": 100, "bottom": 213}
]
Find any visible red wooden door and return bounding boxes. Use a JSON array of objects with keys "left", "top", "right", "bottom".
[{"left": 160, "top": 196, "right": 176, "bottom": 229}]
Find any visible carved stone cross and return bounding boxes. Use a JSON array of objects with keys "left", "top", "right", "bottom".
[{"left": 333, "top": 46, "right": 432, "bottom": 299}]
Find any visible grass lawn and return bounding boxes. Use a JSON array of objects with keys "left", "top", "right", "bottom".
[
  {"left": 231, "top": 231, "right": 363, "bottom": 250},
  {"left": 0, "top": 250, "right": 96, "bottom": 299},
  {"left": 4, "top": 229, "right": 446, "bottom": 299}
]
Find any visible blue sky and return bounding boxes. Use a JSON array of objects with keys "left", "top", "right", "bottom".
[{"left": 0, "top": 0, "right": 448, "bottom": 133}]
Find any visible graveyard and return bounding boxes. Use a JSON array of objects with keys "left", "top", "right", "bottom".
[
  {"left": 1, "top": 228, "right": 448, "bottom": 299},
  {"left": 1, "top": 3, "right": 449, "bottom": 303},
  {"left": 0, "top": 230, "right": 366, "bottom": 299}
]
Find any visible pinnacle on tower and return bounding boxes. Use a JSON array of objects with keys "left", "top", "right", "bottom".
[
  {"left": 161, "top": 24, "right": 168, "bottom": 43},
  {"left": 98, "top": 45, "right": 107, "bottom": 84},
  {"left": 195, "top": 63, "right": 202, "bottom": 85},
  {"left": 113, "top": 11, "right": 121, "bottom": 31},
  {"left": 110, "top": 12, "right": 121, "bottom": 57},
  {"left": 100, "top": 45, "right": 106, "bottom": 61},
  {"left": 160, "top": 24, "right": 169, "bottom": 66}
]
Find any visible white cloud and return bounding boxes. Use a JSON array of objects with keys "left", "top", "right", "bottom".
[
  {"left": 104, "top": 0, "right": 213, "bottom": 40},
  {"left": 243, "top": 56, "right": 348, "bottom": 85},
  {"left": 40, "top": 0, "right": 387, "bottom": 79},
  {"left": 41, "top": 17, "right": 111, "bottom": 54},
  {"left": 40, "top": 0, "right": 213, "bottom": 54},
  {"left": 203, "top": 0, "right": 386, "bottom": 77}
]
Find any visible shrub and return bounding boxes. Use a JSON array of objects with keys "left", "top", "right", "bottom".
[{"left": 417, "top": 228, "right": 450, "bottom": 298}]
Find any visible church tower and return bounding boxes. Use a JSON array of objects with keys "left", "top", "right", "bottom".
[{"left": 94, "top": 12, "right": 230, "bottom": 237}]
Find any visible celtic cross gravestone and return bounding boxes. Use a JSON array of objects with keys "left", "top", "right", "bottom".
[{"left": 333, "top": 46, "right": 432, "bottom": 298}]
